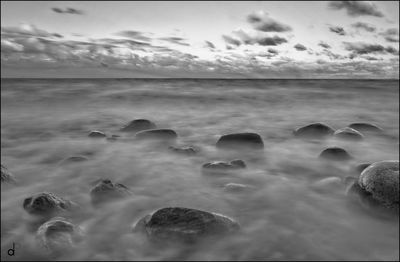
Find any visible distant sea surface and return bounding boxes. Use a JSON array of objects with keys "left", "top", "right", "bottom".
[{"left": 1, "top": 79, "right": 399, "bottom": 260}]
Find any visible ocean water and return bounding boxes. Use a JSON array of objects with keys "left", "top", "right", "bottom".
[{"left": 1, "top": 78, "right": 399, "bottom": 261}]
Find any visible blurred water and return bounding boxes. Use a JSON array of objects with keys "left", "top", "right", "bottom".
[{"left": 1, "top": 79, "right": 399, "bottom": 261}]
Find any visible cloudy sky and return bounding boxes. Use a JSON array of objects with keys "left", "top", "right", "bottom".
[{"left": 1, "top": 1, "right": 399, "bottom": 78}]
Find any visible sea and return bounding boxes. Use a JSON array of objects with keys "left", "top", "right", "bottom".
[{"left": 1, "top": 78, "right": 399, "bottom": 260}]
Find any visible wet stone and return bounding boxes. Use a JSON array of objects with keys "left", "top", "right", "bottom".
[
  {"left": 88, "top": 130, "right": 106, "bottom": 138},
  {"left": 348, "top": 123, "right": 383, "bottom": 133},
  {"left": 216, "top": 133, "right": 264, "bottom": 150},
  {"left": 135, "top": 129, "right": 177, "bottom": 141},
  {"left": 202, "top": 160, "right": 246, "bottom": 173},
  {"left": 319, "top": 147, "right": 353, "bottom": 161},
  {"left": 293, "top": 123, "right": 334, "bottom": 139},
  {"left": 90, "top": 179, "right": 132, "bottom": 206},
  {"left": 120, "top": 119, "right": 157, "bottom": 132},
  {"left": 333, "top": 127, "right": 364, "bottom": 141},
  {"left": 23, "top": 192, "right": 76, "bottom": 217}
]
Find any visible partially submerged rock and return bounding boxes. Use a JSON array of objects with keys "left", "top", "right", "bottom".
[
  {"left": 354, "top": 163, "right": 371, "bottom": 174},
  {"left": 88, "top": 130, "right": 106, "bottom": 138},
  {"left": 1, "top": 164, "right": 16, "bottom": 184},
  {"left": 223, "top": 183, "right": 254, "bottom": 192},
  {"left": 348, "top": 123, "right": 383, "bottom": 133},
  {"left": 120, "top": 119, "right": 157, "bottom": 132},
  {"left": 202, "top": 160, "right": 246, "bottom": 174},
  {"left": 293, "top": 123, "right": 334, "bottom": 139},
  {"left": 133, "top": 207, "right": 240, "bottom": 242},
  {"left": 37, "top": 217, "right": 84, "bottom": 254},
  {"left": 90, "top": 179, "right": 132, "bottom": 206},
  {"left": 23, "top": 192, "right": 76, "bottom": 217},
  {"left": 135, "top": 129, "right": 177, "bottom": 141},
  {"left": 216, "top": 133, "right": 264, "bottom": 149},
  {"left": 319, "top": 147, "right": 353, "bottom": 161},
  {"left": 333, "top": 127, "right": 364, "bottom": 141},
  {"left": 168, "top": 146, "right": 197, "bottom": 155}
]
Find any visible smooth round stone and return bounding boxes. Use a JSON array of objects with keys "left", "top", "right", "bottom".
[
  {"left": 90, "top": 179, "right": 132, "bottom": 206},
  {"left": 348, "top": 123, "right": 383, "bottom": 133},
  {"left": 133, "top": 207, "right": 240, "bottom": 242},
  {"left": 1, "top": 164, "right": 16, "bottom": 184},
  {"left": 37, "top": 217, "right": 84, "bottom": 254},
  {"left": 88, "top": 130, "right": 106, "bottom": 138},
  {"left": 135, "top": 129, "right": 177, "bottom": 140},
  {"left": 168, "top": 146, "right": 197, "bottom": 155},
  {"left": 216, "top": 133, "right": 264, "bottom": 149},
  {"left": 319, "top": 147, "right": 353, "bottom": 161},
  {"left": 333, "top": 127, "right": 364, "bottom": 141},
  {"left": 120, "top": 119, "right": 157, "bottom": 132},
  {"left": 23, "top": 192, "right": 76, "bottom": 216},
  {"left": 358, "top": 160, "right": 399, "bottom": 210},
  {"left": 60, "top": 156, "right": 89, "bottom": 164},
  {"left": 293, "top": 123, "right": 334, "bottom": 139}
]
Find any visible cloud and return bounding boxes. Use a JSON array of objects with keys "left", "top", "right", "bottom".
[
  {"left": 379, "top": 28, "right": 399, "bottom": 43},
  {"left": 222, "top": 35, "right": 242, "bottom": 47},
  {"left": 1, "top": 24, "right": 61, "bottom": 39},
  {"left": 351, "top": 22, "right": 376, "bottom": 32},
  {"left": 328, "top": 1, "right": 384, "bottom": 17},
  {"left": 294, "top": 43, "right": 307, "bottom": 51},
  {"left": 256, "top": 36, "right": 288, "bottom": 46},
  {"left": 52, "top": 7, "right": 84, "bottom": 15},
  {"left": 343, "top": 41, "right": 399, "bottom": 56},
  {"left": 158, "top": 37, "right": 190, "bottom": 46},
  {"left": 205, "top": 41, "right": 215, "bottom": 49},
  {"left": 247, "top": 11, "right": 292, "bottom": 32},
  {"left": 318, "top": 41, "right": 331, "bottom": 49},
  {"left": 115, "top": 31, "right": 152, "bottom": 42},
  {"left": 329, "top": 26, "right": 346, "bottom": 35}
]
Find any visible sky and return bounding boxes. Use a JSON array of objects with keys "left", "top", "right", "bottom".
[{"left": 1, "top": 1, "right": 399, "bottom": 78}]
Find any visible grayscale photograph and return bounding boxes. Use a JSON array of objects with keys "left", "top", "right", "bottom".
[{"left": 1, "top": 1, "right": 399, "bottom": 261}]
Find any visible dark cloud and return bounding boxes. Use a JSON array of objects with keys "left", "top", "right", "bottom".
[
  {"left": 294, "top": 43, "right": 307, "bottom": 51},
  {"left": 222, "top": 35, "right": 241, "bottom": 47},
  {"left": 115, "top": 31, "right": 152, "bottom": 42},
  {"left": 158, "top": 37, "right": 190, "bottom": 46},
  {"left": 329, "top": 26, "right": 346, "bottom": 35},
  {"left": 379, "top": 28, "right": 399, "bottom": 43},
  {"left": 343, "top": 42, "right": 399, "bottom": 56},
  {"left": 318, "top": 41, "right": 331, "bottom": 49},
  {"left": 328, "top": 1, "right": 384, "bottom": 17},
  {"left": 322, "top": 49, "right": 347, "bottom": 60},
  {"left": 52, "top": 7, "right": 84, "bottom": 15},
  {"left": 257, "top": 36, "right": 288, "bottom": 46},
  {"left": 268, "top": 48, "right": 279, "bottom": 54},
  {"left": 247, "top": 12, "right": 292, "bottom": 32},
  {"left": 205, "top": 41, "right": 215, "bottom": 49},
  {"left": 351, "top": 22, "right": 376, "bottom": 32},
  {"left": 1, "top": 24, "right": 61, "bottom": 39}
]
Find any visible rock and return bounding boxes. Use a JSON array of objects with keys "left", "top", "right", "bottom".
[
  {"left": 88, "top": 130, "right": 106, "bottom": 138},
  {"left": 60, "top": 156, "right": 89, "bottom": 164},
  {"left": 358, "top": 160, "right": 399, "bottom": 210},
  {"left": 90, "top": 179, "right": 132, "bottom": 206},
  {"left": 23, "top": 192, "right": 76, "bottom": 217},
  {"left": 223, "top": 183, "right": 253, "bottom": 192},
  {"left": 202, "top": 160, "right": 246, "bottom": 172},
  {"left": 132, "top": 207, "right": 240, "bottom": 242},
  {"left": 216, "top": 133, "right": 264, "bottom": 149},
  {"left": 333, "top": 127, "right": 364, "bottom": 141},
  {"left": 348, "top": 123, "right": 383, "bottom": 133},
  {"left": 319, "top": 147, "right": 352, "bottom": 161},
  {"left": 354, "top": 163, "right": 371, "bottom": 174},
  {"left": 135, "top": 129, "right": 177, "bottom": 141},
  {"left": 293, "top": 123, "right": 334, "bottom": 139},
  {"left": 120, "top": 119, "right": 157, "bottom": 132},
  {"left": 37, "top": 217, "right": 84, "bottom": 254},
  {"left": 168, "top": 146, "right": 197, "bottom": 155},
  {"left": 1, "top": 164, "right": 16, "bottom": 184}
]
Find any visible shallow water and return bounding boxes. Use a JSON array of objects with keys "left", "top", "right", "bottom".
[{"left": 1, "top": 79, "right": 399, "bottom": 261}]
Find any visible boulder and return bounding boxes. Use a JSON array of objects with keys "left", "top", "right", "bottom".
[
  {"left": 1, "top": 164, "right": 16, "bottom": 184},
  {"left": 348, "top": 123, "right": 383, "bottom": 133},
  {"left": 168, "top": 146, "right": 197, "bottom": 155},
  {"left": 293, "top": 123, "right": 334, "bottom": 139},
  {"left": 216, "top": 133, "right": 264, "bottom": 149},
  {"left": 120, "top": 119, "right": 157, "bottom": 132},
  {"left": 90, "top": 179, "right": 132, "bottom": 206},
  {"left": 23, "top": 192, "right": 76, "bottom": 216},
  {"left": 132, "top": 207, "right": 240, "bottom": 242},
  {"left": 319, "top": 147, "right": 353, "bottom": 161},
  {"left": 37, "top": 217, "right": 84, "bottom": 254},
  {"left": 333, "top": 127, "right": 364, "bottom": 141},
  {"left": 135, "top": 129, "right": 177, "bottom": 141},
  {"left": 88, "top": 130, "right": 106, "bottom": 138},
  {"left": 358, "top": 160, "right": 399, "bottom": 210}
]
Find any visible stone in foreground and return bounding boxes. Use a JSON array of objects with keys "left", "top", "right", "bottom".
[
  {"left": 88, "top": 130, "right": 106, "bottom": 138},
  {"left": 90, "top": 179, "right": 132, "bottom": 206},
  {"left": 319, "top": 147, "right": 352, "bottom": 161},
  {"left": 1, "top": 164, "right": 16, "bottom": 184},
  {"left": 348, "top": 123, "right": 383, "bottom": 133},
  {"left": 293, "top": 123, "right": 334, "bottom": 139},
  {"left": 216, "top": 133, "right": 264, "bottom": 149},
  {"left": 135, "top": 129, "right": 177, "bottom": 141},
  {"left": 133, "top": 207, "right": 240, "bottom": 242},
  {"left": 23, "top": 192, "right": 76, "bottom": 216},
  {"left": 120, "top": 119, "right": 157, "bottom": 132},
  {"left": 333, "top": 127, "right": 364, "bottom": 141},
  {"left": 37, "top": 217, "right": 84, "bottom": 254}
]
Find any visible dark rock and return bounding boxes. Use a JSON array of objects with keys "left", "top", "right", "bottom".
[
  {"left": 168, "top": 146, "right": 197, "bottom": 155},
  {"left": 348, "top": 123, "right": 383, "bottom": 133},
  {"left": 1, "top": 164, "right": 16, "bottom": 184},
  {"left": 358, "top": 160, "right": 399, "bottom": 210},
  {"left": 133, "top": 207, "right": 240, "bottom": 242},
  {"left": 23, "top": 192, "right": 76, "bottom": 216},
  {"left": 293, "top": 123, "right": 334, "bottom": 139},
  {"left": 135, "top": 129, "right": 177, "bottom": 141},
  {"left": 202, "top": 159, "right": 246, "bottom": 172},
  {"left": 216, "top": 133, "right": 264, "bottom": 149},
  {"left": 354, "top": 163, "right": 371, "bottom": 174},
  {"left": 120, "top": 119, "right": 156, "bottom": 132},
  {"left": 319, "top": 147, "right": 353, "bottom": 161},
  {"left": 37, "top": 217, "right": 84, "bottom": 254},
  {"left": 230, "top": 159, "right": 246, "bottom": 168},
  {"left": 88, "top": 130, "right": 106, "bottom": 138},
  {"left": 333, "top": 127, "right": 364, "bottom": 141},
  {"left": 90, "top": 179, "right": 132, "bottom": 206}
]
